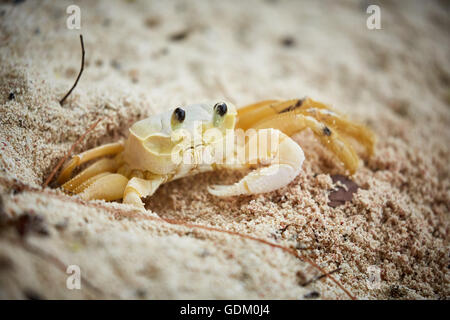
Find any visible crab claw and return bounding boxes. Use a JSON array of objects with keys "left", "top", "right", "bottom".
[{"left": 207, "top": 129, "right": 304, "bottom": 197}]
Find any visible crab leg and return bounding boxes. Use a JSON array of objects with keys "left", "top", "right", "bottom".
[
  {"left": 299, "top": 107, "right": 375, "bottom": 156},
  {"left": 235, "top": 99, "right": 280, "bottom": 130},
  {"left": 72, "top": 172, "right": 111, "bottom": 194},
  {"left": 62, "top": 158, "right": 121, "bottom": 192},
  {"left": 238, "top": 98, "right": 333, "bottom": 124},
  {"left": 57, "top": 142, "right": 124, "bottom": 184},
  {"left": 78, "top": 173, "right": 129, "bottom": 201},
  {"left": 123, "top": 176, "right": 165, "bottom": 208},
  {"left": 280, "top": 98, "right": 374, "bottom": 155},
  {"left": 208, "top": 129, "right": 304, "bottom": 197}
]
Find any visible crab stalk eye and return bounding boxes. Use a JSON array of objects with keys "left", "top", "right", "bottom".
[
  {"left": 213, "top": 102, "right": 228, "bottom": 128},
  {"left": 214, "top": 102, "right": 227, "bottom": 116},
  {"left": 171, "top": 107, "right": 186, "bottom": 130},
  {"left": 174, "top": 107, "right": 185, "bottom": 122}
]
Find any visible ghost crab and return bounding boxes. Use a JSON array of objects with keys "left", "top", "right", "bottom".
[{"left": 57, "top": 98, "right": 375, "bottom": 209}]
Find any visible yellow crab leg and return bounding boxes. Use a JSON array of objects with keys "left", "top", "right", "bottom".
[
  {"left": 237, "top": 98, "right": 340, "bottom": 131},
  {"left": 272, "top": 98, "right": 375, "bottom": 155},
  {"left": 78, "top": 173, "right": 129, "bottom": 201},
  {"left": 72, "top": 172, "right": 111, "bottom": 194},
  {"left": 237, "top": 99, "right": 295, "bottom": 131},
  {"left": 299, "top": 107, "right": 375, "bottom": 156},
  {"left": 57, "top": 142, "right": 124, "bottom": 184},
  {"left": 62, "top": 158, "right": 121, "bottom": 192}
]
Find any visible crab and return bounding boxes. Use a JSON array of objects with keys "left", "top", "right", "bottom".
[{"left": 56, "top": 98, "right": 375, "bottom": 209}]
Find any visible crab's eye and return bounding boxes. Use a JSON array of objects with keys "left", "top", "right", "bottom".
[
  {"left": 173, "top": 107, "right": 185, "bottom": 122},
  {"left": 171, "top": 107, "right": 186, "bottom": 130},
  {"left": 214, "top": 102, "right": 227, "bottom": 117}
]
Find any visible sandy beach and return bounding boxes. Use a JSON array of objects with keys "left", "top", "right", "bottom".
[{"left": 0, "top": 0, "right": 449, "bottom": 299}]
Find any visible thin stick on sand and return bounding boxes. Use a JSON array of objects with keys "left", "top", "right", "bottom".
[
  {"left": 161, "top": 218, "right": 356, "bottom": 300},
  {"left": 59, "top": 35, "right": 85, "bottom": 106}
]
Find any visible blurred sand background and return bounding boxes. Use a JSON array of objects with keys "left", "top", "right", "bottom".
[{"left": 0, "top": 0, "right": 449, "bottom": 299}]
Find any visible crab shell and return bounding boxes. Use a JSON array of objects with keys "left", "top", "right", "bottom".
[{"left": 123, "top": 102, "right": 237, "bottom": 175}]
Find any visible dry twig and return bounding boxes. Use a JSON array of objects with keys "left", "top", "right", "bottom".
[{"left": 59, "top": 34, "right": 85, "bottom": 106}]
